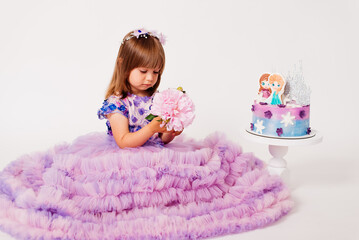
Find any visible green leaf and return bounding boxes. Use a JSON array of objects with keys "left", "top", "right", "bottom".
[{"left": 145, "top": 114, "right": 157, "bottom": 121}]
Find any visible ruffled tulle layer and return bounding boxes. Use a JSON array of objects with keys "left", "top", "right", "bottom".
[{"left": 0, "top": 132, "right": 293, "bottom": 240}]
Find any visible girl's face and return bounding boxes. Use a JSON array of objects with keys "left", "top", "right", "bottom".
[
  {"left": 128, "top": 67, "right": 160, "bottom": 96},
  {"left": 261, "top": 80, "right": 270, "bottom": 89},
  {"left": 270, "top": 81, "right": 282, "bottom": 92}
]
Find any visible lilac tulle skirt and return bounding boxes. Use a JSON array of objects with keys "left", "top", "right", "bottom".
[{"left": 0, "top": 132, "right": 293, "bottom": 240}]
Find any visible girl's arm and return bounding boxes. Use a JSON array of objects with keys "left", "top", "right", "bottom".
[{"left": 108, "top": 113, "right": 167, "bottom": 148}]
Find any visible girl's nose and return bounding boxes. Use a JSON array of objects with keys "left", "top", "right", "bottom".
[{"left": 146, "top": 73, "right": 155, "bottom": 81}]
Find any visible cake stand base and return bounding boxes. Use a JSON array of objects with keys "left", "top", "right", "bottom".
[
  {"left": 267, "top": 145, "right": 290, "bottom": 184},
  {"left": 241, "top": 129, "right": 323, "bottom": 185},
  {"left": 268, "top": 145, "right": 288, "bottom": 168}
]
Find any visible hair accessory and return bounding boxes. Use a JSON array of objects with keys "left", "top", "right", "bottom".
[{"left": 121, "top": 28, "right": 166, "bottom": 45}]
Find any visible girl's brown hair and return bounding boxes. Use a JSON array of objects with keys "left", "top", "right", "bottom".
[{"left": 105, "top": 31, "right": 165, "bottom": 99}]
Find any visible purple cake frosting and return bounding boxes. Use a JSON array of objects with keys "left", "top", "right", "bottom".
[{"left": 251, "top": 102, "right": 310, "bottom": 137}]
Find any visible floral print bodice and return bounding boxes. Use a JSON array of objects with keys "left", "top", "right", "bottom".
[{"left": 97, "top": 93, "right": 162, "bottom": 145}]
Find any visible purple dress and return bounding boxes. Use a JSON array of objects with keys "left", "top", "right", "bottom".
[
  {"left": 97, "top": 93, "right": 163, "bottom": 146},
  {"left": 0, "top": 93, "right": 292, "bottom": 240}
]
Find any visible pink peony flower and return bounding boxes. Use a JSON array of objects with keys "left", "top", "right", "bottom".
[{"left": 150, "top": 88, "right": 195, "bottom": 131}]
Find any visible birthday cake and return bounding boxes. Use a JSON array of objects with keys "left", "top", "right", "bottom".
[{"left": 250, "top": 70, "right": 311, "bottom": 138}]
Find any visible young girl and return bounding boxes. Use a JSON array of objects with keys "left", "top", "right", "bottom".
[
  {"left": 97, "top": 29, "right": 181, "bottom": 149},
  {"left": 0, "top": 29, "right": 292, "bottom": 240}
]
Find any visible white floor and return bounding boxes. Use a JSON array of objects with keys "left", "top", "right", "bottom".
[{"left": 1, "top": 138, "right": 358, "bottom": 240}]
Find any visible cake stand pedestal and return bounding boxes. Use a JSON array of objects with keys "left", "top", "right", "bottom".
[{"left": 241, "top": 129, "right": 323, "bottom": 184}]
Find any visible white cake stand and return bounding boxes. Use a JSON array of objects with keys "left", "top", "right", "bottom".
[{"left": 241, "top": 129, "right": 323, "bottom": 183}]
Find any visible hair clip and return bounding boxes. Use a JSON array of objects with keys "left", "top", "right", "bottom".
[{"left": 121, "top": 28, "right": 166, "bottom": 45}]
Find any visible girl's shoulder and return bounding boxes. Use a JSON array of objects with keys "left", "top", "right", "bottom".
[
  {"left": 107, "top": 94, "right": 136, "bottom": 106},
  {"left": 105, "top": 93, "right": 153, "bottom": 108},
  {"left": 107, "top": 94, "right": 124, "bottom": 103},
  {"left": 98, "top": 94, "right": 129, "bottom": 119}
]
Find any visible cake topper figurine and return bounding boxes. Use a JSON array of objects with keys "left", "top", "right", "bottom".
[
  {"left": 266, "top": 73, "right": 286, "bottom": 105},
  {"left": 258, "top": 73, "right": 272, "bottom": 100}
]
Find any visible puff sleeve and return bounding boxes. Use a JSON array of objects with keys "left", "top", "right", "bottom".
[{"left": 97, "top": 95, "right": 129, "bottom": 119}]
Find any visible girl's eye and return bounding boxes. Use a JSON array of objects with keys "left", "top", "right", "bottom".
[
  {"left": 154, "top": 71, "right": 160, "bottom": 74},
  {"left": 277, "top": 84, "right": 280, "bottom": 87},
  {"left": 262, "top": 82, "right": 265, "bottom": 85},
  {"left": 140, "top": 70, "right": 147, "bottom": 73},
  {"left": 272, "top": 84, "right": 275, "bottom": 86}
]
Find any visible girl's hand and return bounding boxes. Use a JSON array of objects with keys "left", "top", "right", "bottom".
[
  {"left": 170, "top": 130, "right": 182, "bottom": 137},
  {"left": 148, "top": 116, "right": 169, "bottom": 134},
  {"left": 160, "top": 129, "right": 183, "bottom": 144},
  {"left": 148, "top": 116, "right": 183, "bottom": 144}
]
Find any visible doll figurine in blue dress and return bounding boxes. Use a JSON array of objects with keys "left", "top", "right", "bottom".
[{"left": 267, "top": 73, "right": 286, "bottom": 105}]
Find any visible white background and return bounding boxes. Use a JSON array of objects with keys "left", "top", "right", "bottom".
[{"left": 0, "top": 0, "right": 358, "bottom": 239}]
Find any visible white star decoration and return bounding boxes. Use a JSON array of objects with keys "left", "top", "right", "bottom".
[
  {"left": 254, "top": 120, "right": 265, "bottom": 134},
  {"left": 281, "top": 112, "right": 295, "bottom": 127}
]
